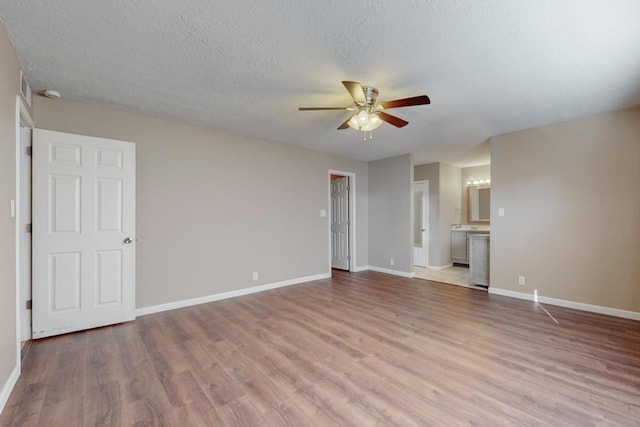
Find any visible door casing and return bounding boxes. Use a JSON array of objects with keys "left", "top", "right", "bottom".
[
  {"left": 15, "top": 96, "right": 33, "bottom": 363},
  {"left": 328, "top": 170, "right": 356, "bottom": 273},
  {"left": 413, "top": 180, "right": 429, "bottom": 268},
  {"left": 18, "top": 124, "right": 32, "bottom": 341},
  {"left": 330, "top": 175, "right": 350, "bottom": 270}
]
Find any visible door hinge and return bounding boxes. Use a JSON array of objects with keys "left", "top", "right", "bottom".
[
  {"left": 25, "top": 146, "right": 32, "bottom": 156},
  {"left": 26, "top": 223, "right": 32, "bottom": 233},
  {"left": 26, "top": 300, "right": 32, "bottom": 310}
]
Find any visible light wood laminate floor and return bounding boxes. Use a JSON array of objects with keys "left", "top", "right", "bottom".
[
  {"left": 2, "top": 270, "right": 640, "bottom": 426},
  {"left": 413, "top": 265, "right": 471, "bottom": 288}
]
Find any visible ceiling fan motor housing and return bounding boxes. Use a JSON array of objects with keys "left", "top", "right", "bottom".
[{"left": 361, "top": 86, "right": 379, "bottom": 106}]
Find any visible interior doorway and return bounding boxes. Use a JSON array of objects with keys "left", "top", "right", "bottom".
[
  {"left": 328, "top": 170, "right": 356, "bottom": 273},
  {"left": 16, "top": 96, "right": 34, "bottom": 348},
  {"left": 413, "top": 181, "right": 429, "bottom": 267}
]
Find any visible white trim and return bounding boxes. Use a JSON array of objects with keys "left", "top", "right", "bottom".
[
  {"left": 353, "top": 265, "right": 370, "bottom": 272},
  {"left": 14, "top": 98, "right": 21, "bottom": 384},
  {"left": 538, "top": 295, "right": 640, "bottom": 321},
  {"left": 136, "top": 273, "right": 330, "bottom": 317},
  {"left": 367, "top": 266, "right": 416, "bottom": 278},
  {"left": 17, "top": 99, "right": 33, "bottom": 346},
  {"left": 328, "top": 170, "right": 357, "bottom": 273},
  {"left": 12, "top": 97, "right": 33, "bottom": 397},
  {"left": 413, "top": 180, "right": 429, "bottom": 268},
  {"left": 0, "top": 363, "right": 19, "bottom": 414},
  {"left": 488, "top": 287, "right": 535, "bottom": 301},
  {"left": 489, "top": 287, "right": 640, "bottom": 321},
  {"left": 426, "top": 263, "right": 454, "bottom": 271}
]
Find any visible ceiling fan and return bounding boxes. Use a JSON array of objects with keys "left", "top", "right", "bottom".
[{"left": 299, "top": 81, "right": 430, "bottom": 139}]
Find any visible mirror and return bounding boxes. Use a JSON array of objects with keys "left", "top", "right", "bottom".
[{"left": 468, "top": 186, "right": 490, "bottom": 223}]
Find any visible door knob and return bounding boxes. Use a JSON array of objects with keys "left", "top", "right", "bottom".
[{"left": 123, "top": 237, "right": 133, "bottom": 244}]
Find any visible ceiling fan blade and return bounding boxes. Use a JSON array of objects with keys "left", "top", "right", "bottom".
[
  {"left": 342, "top": 81, "right": 366, "bottom": 105},
  {"left": 381, "top": 95, "right": 430, "bottom": 109},
  {"left": 379, "top": 112, "right": 409, "bottom": 128},
  {"left": 298, "top": 107, "right": 350, "bottom": 111},
  {"left": 337, "top": 115, "right": 354, "bottom": 130}
]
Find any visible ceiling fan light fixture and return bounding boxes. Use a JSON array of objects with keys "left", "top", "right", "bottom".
[
  {"left": 348, "top": 109, "right": 383, "bottom": 132},
  {"left": 362, "top": 113, "right": 382, "bottom": 131}
]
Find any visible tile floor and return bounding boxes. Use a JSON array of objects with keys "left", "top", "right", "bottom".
[{"left": 414, "top": 264, "right": 485, "bottom": 289}]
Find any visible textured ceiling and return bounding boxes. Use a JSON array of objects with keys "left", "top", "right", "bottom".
[{"left": 1, "top": 0, "right": 639, "bottom": 166}]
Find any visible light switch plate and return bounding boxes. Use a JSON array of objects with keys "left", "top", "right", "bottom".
[
  {"left": 320, "top": 210, "right": 327, "bottom": 217},
  {"left": 498, "top": 207, "right": 505, "bottom": 217}
]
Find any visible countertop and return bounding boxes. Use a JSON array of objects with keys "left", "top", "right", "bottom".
[{"left": 451, "top": 225, "right": 490, "bottom": 232}]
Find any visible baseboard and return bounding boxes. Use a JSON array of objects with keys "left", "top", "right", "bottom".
[
  {"left": 426, "top": 263, "right": 454, "bottom": 271},
  {"left": 367, "top": 266, "right": 415, "bottom": 278},
  {"left": 136, "top": 273, "right": 331, "bottom": 317},
  {"left": 0, "top": 363, "right": 19, "bottom": 414},
  {"left": 488, "top": 287, "right": 535, "bottom": 302},
  {"left": 488, "top": 287, "right": 640, "bottom": 321},
  {"left": 352, "top": 265, "right": 370, "bottom": 272}
]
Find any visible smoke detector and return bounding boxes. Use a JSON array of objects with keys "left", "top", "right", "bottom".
[{"left": 43, "top": 90, "right": 61, "bottom": 99}]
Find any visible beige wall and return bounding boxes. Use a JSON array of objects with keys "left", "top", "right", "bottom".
[
  {"left": 461, "top": 164, "right": 490, "bottom": 224},
  {"left": 369, "top": 154, "right": 413, "bottom": 273},
  {"left": 438, "top": 163, "right": 461, "bottom": 265},
  {"left": 0, "top": 25, "right": 20, "bottom": 403},
  {"left": 34, "top": 96, "right": 369, "bottom": 309},
  {"left": 491, "top": 107, "right": 640, "bottom": 312}
]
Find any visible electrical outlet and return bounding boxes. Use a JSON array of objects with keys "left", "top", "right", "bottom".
[
  {"left": 390, "top": 258, "right": 395, "bottom": 266},
  {"left": 252, "top": 272, "right": 258, "bottom": 281},
  {"left": 518, "top": 276, "right": 526, "bottom": 286}
]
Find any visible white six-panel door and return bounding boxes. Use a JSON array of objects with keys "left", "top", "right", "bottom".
[
  {"left": 331, "top": 176, "right": 349, "bottom": 270},
  {"left": 32, "top": 129, "right": 136, "bottom": 339}
]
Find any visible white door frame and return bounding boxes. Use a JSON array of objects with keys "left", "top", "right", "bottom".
[
  {"left": 15, "top": 96, "right": 33, "bottom": 367},
  {"left": 330, "top": 176, "right": 349, "bottom": 270},
  {"left": 327, "top": 170, "right": 356, "bottom": 273},
  {"left": 413, "top": 180, "right": 429, "bottom": 268}
]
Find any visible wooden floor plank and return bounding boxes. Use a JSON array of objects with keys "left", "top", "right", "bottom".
[
  {"left": 83, "top": 380, "right": 122, "bottom": 426},
  {"left": 2, "top": 270, "right": 640, "bottom": 426}
]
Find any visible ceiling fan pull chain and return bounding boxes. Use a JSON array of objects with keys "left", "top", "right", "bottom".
[{"left": 369, "top": 131, "right": 373, "bottom": 140}]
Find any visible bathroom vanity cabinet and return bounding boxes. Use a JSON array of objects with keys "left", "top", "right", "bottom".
[
  {"left": 451, "top": 230, "right": 469, "bottom": 264},
  {"left": 451, "top": 229, "right": 489, "bottom": 265},
  {"left": 469, "top": 234, "right": 490, "bottom": 287}
]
